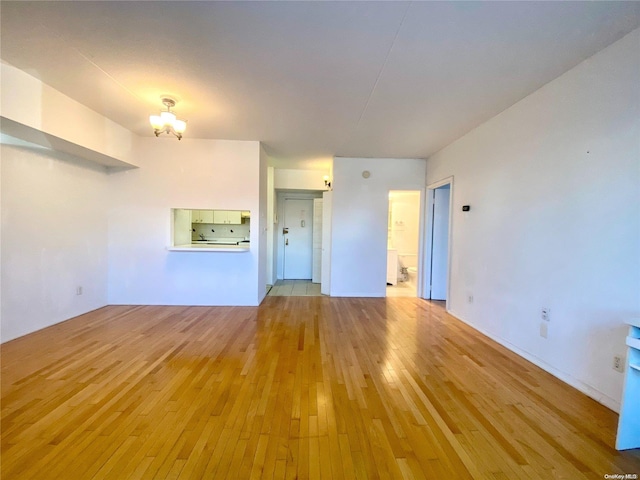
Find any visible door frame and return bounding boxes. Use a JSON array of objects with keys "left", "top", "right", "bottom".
[
  {"left": 423, "top": 176, "right": 454, "bottom": 308},
  {"left": 320, "top": 191, "right": 332, "bottom": 295},
  {"left": 275, "top": 191, "right": 323, "bottom": 280}
]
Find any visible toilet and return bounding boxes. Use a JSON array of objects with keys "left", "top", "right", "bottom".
[
  {"left": 398, "top": 254, "right": 418, "bottom": 285},
  {"left": 407, "top": 267, "right": 418, "bottom": 285}
]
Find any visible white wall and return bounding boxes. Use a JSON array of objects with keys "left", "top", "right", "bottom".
[
  {"left": 258, "top": 146, "right": 268, "bottom": 300},
  {"left": 426, "top": 29, "right": 640, "bottom": 410},
  {"left": 1, "top": 140, "right": 109, "bottom": 342},
  {"left": 107, "top": 138, "right": 264, "bottom": 306},
  {"left": 330, "top": 157, "right": 426, "bottom": 296},
  {"left": 274, "top": 168, "right": 329, "bottom": 191},
  {"left": 266, "top": 167, "right": 276, "bottom": 285}
]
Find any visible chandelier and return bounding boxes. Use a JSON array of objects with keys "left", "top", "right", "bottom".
[{"left": 149, "top": 98, "right": 187, "bottom": 140}]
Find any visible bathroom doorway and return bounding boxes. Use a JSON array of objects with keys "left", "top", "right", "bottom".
[{"left": 386, "top": 190, "right": 421, "bottom": 297}]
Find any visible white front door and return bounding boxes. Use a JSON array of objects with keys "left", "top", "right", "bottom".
[{"left": 283, "top": 198, "right": 314, "bottom": 279}]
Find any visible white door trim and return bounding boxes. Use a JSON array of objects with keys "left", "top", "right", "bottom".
[{"left": 321, "top": 191, "right": 333, "bottom": 295}]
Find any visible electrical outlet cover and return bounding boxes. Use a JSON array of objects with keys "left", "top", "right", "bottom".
[
  {"left": 613, "top": 355, "right": 625, "bottom": 373},
  {"left": 540, "top": 322, "right": 548, "bottom": 338}
]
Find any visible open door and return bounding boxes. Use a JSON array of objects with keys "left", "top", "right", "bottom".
[
  {"left": 430, "top": 185, "right": 450, "bottom": 300},
  {"left": 424, "top": 178, "right": 452, "bottom": 304}
]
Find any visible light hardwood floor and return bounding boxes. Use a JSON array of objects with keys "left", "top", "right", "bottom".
[{"left": 2, "top": 298, "right": 639, "bottom": 479}]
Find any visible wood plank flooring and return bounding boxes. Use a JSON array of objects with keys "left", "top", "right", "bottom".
[{"left": 2, "top": 297, "right": 639, "bottom": 479}]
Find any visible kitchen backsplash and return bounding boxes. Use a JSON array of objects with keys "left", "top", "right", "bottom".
[{"left": 192, "top": 219, "right": 250, "bottom": 241}]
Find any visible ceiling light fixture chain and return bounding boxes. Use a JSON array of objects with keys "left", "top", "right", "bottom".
[{"left": 149, "top": 97, "right": 187, "bottom": 140}]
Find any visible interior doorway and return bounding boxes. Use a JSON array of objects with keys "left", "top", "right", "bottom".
[
  {"left": 425, "top": 178, "right": 453, "bottom": 304},
  {"left": 275, "top": 191, "right": 324, "bottom": 290},
  {"left": 386, "top": 190, "right": 421, "bottom": 297}
]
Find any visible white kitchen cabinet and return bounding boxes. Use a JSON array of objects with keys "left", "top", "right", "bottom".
[
  {"left": 201, "top": 210, "right": 214, "bottom": 223},
  {"left": 228, "top": 211, "right": 241, "bottom": 224},
  {"left": 213, "top": 210, "right": 242, "bottom": 224},
  {"left": 191, "top": 210, "right": 214, "bottom": 224}
]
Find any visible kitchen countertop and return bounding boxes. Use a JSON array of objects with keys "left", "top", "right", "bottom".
[{"left": 167, "top": 243, "right": 250, "bottom": 252}]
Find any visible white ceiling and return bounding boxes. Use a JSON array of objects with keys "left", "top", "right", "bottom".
[{"left": 1, "top": 1, "right": 639, "bottom": 169}]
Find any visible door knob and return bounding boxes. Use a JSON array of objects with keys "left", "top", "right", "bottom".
[{"left": 285, "top": 239, "right": 289, "bottom": 246}]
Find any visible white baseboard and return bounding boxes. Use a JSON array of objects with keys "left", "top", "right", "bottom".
[{"left": 447, "top": 308, "right": 621, "bottom": 413}]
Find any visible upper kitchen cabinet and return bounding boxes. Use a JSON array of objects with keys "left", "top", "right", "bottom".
[
  {"left": 192, "top": 210, "right": 214, "bottom": 224},
  {"left": 213, "top": 210, "right": 242, "bottom": 225}
]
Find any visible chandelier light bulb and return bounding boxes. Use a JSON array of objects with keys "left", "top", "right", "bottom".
[
  {"left": 149, "top": 115, "right": 163, "bottom": 130},
  {"left": 173, "top": 119, "right": 187, "bottom": 134},
  {"left": 160, "top": 110, "right": 176, "bottom": 124}
]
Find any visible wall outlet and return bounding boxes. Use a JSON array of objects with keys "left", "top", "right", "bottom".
[
  {"left": 76, "top": 286, "right": 83, "bottom": 296},
  {"left": 468, "top": 295, "right": 474, "bottom": 304},
  {"left": 541, "top": 307, "right": 550, "bottom": 321},
  {"left": 613, "top": 355, "right": 625, "bottom": 373},
  {"left": 540, "top": 322, "right": 548, "bottom": 339}
]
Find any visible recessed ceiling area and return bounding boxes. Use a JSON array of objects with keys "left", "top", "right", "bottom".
[{"left": 1, "top": 1, "right": 639, "bottom": 169}]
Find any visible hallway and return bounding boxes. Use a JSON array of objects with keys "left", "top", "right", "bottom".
[{"left": 267, "top": 280, "right": 322, "bottom": 297}]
